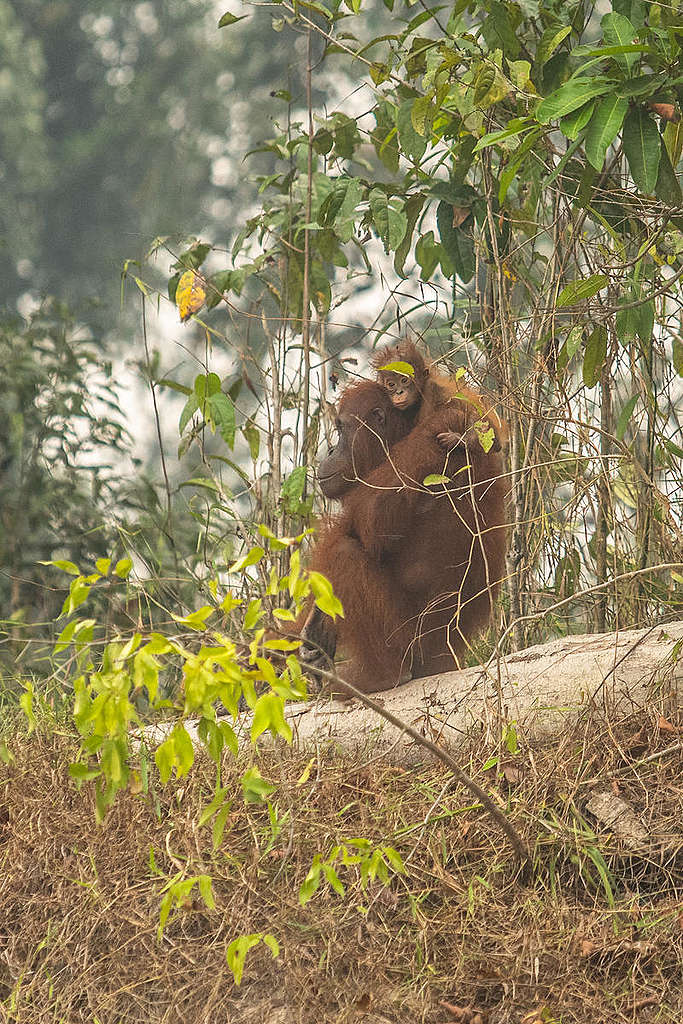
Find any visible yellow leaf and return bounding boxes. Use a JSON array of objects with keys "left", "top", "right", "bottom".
[{"left": 176, "top": 270, "right": 206, "bottom": 322}]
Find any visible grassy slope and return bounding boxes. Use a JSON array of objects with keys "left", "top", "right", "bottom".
[{"left": 0, "top": 720, "right": 681, "bottom": 1024}]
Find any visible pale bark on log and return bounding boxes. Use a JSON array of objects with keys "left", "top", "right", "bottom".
[{"left": 145, "top": 622, "right": 683, "bottom": 755}]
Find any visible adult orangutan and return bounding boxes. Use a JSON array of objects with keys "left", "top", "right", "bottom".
[{"left": 299, "top": 368, "right": 508, "bottom": 693}]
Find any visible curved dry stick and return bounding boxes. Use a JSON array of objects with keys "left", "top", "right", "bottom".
[{"left": 302, "top": 661, "right": 531, "bottom": 864}]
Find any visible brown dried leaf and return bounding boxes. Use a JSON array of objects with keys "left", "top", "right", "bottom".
[
  {"left": 656, "top": 714, "right": 680, "bottom": 734},
  {"left": 649, "top": 102, "right": 680, "bottom": 123}
]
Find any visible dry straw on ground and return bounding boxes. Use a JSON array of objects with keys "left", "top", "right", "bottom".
[{"left": 0, "top": 707, "right": 681, "bottom": 1024}]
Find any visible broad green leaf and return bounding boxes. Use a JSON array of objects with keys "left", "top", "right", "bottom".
[
  {"left": 655, "top": 138, "right": 682, "bottom": 205},
  {"left": 471, "top": 63, "right": 508, "bottom": 108},
  {"left": 55, "top": 619, "right": 78, "bottom": 653},
  {"left": 557, "top": 274, "right": 608, "bottom": 307},
  {"left": 415, "top": 231, "right": 440, "bottom": 280},
  {"left": 582, "top": 326, "right": 608, "bottom": 387},
  {"left": 207, "top": 392, "right": 236, "bottom": 448},
  {"left": 437, "top": 201, "right": 474, "bottom": 282},
  {"left": 179, "top": 393, "right": 199, "bottom": 435},
  {"left": 559, "top": 101, "right": 595, "bottom": 141},
  {"left": 251, "top": 692, "right": 292, "bottom": 743},
  {"left": 226, "top": 934, "right": 261, "bottom": 985},
  {"left": 394, "top": 193, "right": 425, "bottom": 277},
  {"left": 473, "top": 118, "right": 532, "bottom": 152},
  {"left": 615, "top": 74, "right": 659, "bottom": 99},
  {"left": 281, "top": 466, "right": 307, "bottom": 511},
  {"left": 664, "top": 121, "right": 683, "bottom": 168},
  {"left": 242, "top": 420, "right": 260, "bottom": 461},
  {"left": 243, "top": 598, "right": 263, "bottom": 630},
  {"left": 369, "top": 190, "right": 408, "bottom": 253},
  {"left": 371, "top": 102, "right": 399, "bottom": 173},
  {"left": 155, "top": 736, "right": 175, "bottom": 785},
  {"left": 673, "top": 338, "right": 683, "bottom": 377},
  {"left": 566, "top": 324, "right": 584, "bottom": 358},
  {"left": 585, "top": 96, "right": 628, "bottom": 170},
  {"left": 114, "top": 557, "right": 133, "bottom": 579},
  {"left": 262, "top": 934, "right": 280, "bottom": 958},
  {"left": 537, "top": 25, "right": 572, "bottom": 67},
  {"left": 616, "top": 394, "right": 638, "bottom": 439},
  {"left": 218, "top": 12, "right": 248, "bottom": 28},
  {"left": 377, "top": 361, "right": 415, "bottom": 376},
  {"left": 623, "top": 107, "right": 661, "bottom": 193},
  {"left": 39, "top": 559, "right": 80, "bottom": 575},
  {"left": 410, "top": 95, "right": 433, "bottom": 137},
  {"left": 396, "top": 101, "right": 427, "bottom": 162},
  {"left": 613, "top": 0, "right": 644, "bottom": 29},
  {"left": 536, "top": 78, "right": 612, "bottom": 124},
  {"left": 241, "top": 766, "right": 275, "bottom": 803},
  {"left": 601, "top": 12, "right": 636, "bottom": 75},
  {"left": 229, "top": 547, "right": 265, "bottom": 573},
  {"left": 308, "top": 570, "right": 344, "bottom": 620}
]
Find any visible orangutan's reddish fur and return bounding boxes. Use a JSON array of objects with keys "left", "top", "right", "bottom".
[{"left": 302, "top": 376, "right": 508, "bottom": 693}]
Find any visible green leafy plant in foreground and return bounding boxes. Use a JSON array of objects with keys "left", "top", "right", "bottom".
[{"left": 36, "top": 529, "right": 342, "bottom": 823}]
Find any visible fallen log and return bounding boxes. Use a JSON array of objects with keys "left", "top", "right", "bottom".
[{"left": 145, "top": 621, "right": 683, "bottom": 755}]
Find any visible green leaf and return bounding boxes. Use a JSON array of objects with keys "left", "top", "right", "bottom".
[
  {"left": 566, "top": 324, "right": 584, "bottom": 359},
  {"left": 154, "top": 736, "right": 175, "bottom": 785},
  {"left": 39, "top": 559, "right": 80, "bottom": 575},
  {"left": 473, "top": 118, "right": 532, "bottom": 152},
  {"left": 437, "top": 201, "right": 474, "bottom": 283},
  {"left": 394, "top": 193, "right": 424, "bottom": 277},
  {"left": 241, "top": 766, "right": 275, "bottom": 803},
  {"left": 396, "top": 101, "right": 427, "bottom": 161},
  {"left": 281, "top": 466, "right": 308, "bottom": 512},
  {"left": 179, "top": 393, "right": 199, "bottom": 435},
  {"left": 673, "top": 338, "right": 683, "bottom": 377},
  {"left": 655, "top": 138, "right": 683, "bottom": 205},
  {"left": 244, "top": 598, "right": 263, "bottom": 631},
  {"left": 557, "top": 274, "right": 609, "bottom": 307},
  {"left": 560, "top": 101, "right": 595, "bottom": 142},
  {"left": 585, "top": 96, "right": 628, "bottom": 170},
  {"left": 536, "top": 78, "right": 612, "bottom": 124},
  {"left": 615, "top": 74, "right": 659, "bottom": 99},
  {"left": 218, "top": 12, "right": 248, "bottom": 28},
  {"left": 262, "top": 933, "right": 280, "bottom": 959},
  {"left": 616, "top": 394, "right": 638, "bottom": 439},
  {"left": 226, "top": 934, "right": 261, "bottom": 985},
  {"left": 623, "top": 107, "right": 661, "bottom": 193},
  {"left": 308, "top": 571, "right": 344, "bottom": 620},
  {"left": 114, "top": 557, "right": 133, "bottom": 579},
  {"left": 410, "top": 95, "right": 433, "bottom": 137},
  {"left": 537, "top": 25, "right": 572, "bottom": 67},
  {"left": 415, "top": 231, "right": 440, "bottom": 281},
  {"left": 229, "top": 547, "right": 265, "bottom": 573},
  {"left": 371, "top": 102, "right": 399, "bottom": 173},
  {"left": 251, "top": 692, "right": 292, "bottom": 744},
  {"left": 207, "top": 392, "right": 236, "bottom": 448},
  {"left": 242, "top": 420, "right": 260, "bottom": 461},
  {"left": 582, "top": 326, "right": 608, "bottom": 387},
  {"left": 377, "top": 361, "right": 415, "bottom": 376},
  {"left": 601, "top": 12, "right": 636, "bottom": 75},
  {"left": 369, "top": 190, "right": 408, "bottom": 253},
  {"left": 613, "top": 0, "right": 644, "bottom": 29}
]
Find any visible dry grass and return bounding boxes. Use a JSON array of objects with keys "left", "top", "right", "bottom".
[{"left": 0, "top": 712, "right": 681, "bottom": 1024}]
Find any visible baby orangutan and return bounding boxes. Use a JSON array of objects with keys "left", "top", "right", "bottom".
[{"left": 371, "top": 339, "right": 504, "bottom": 454}]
